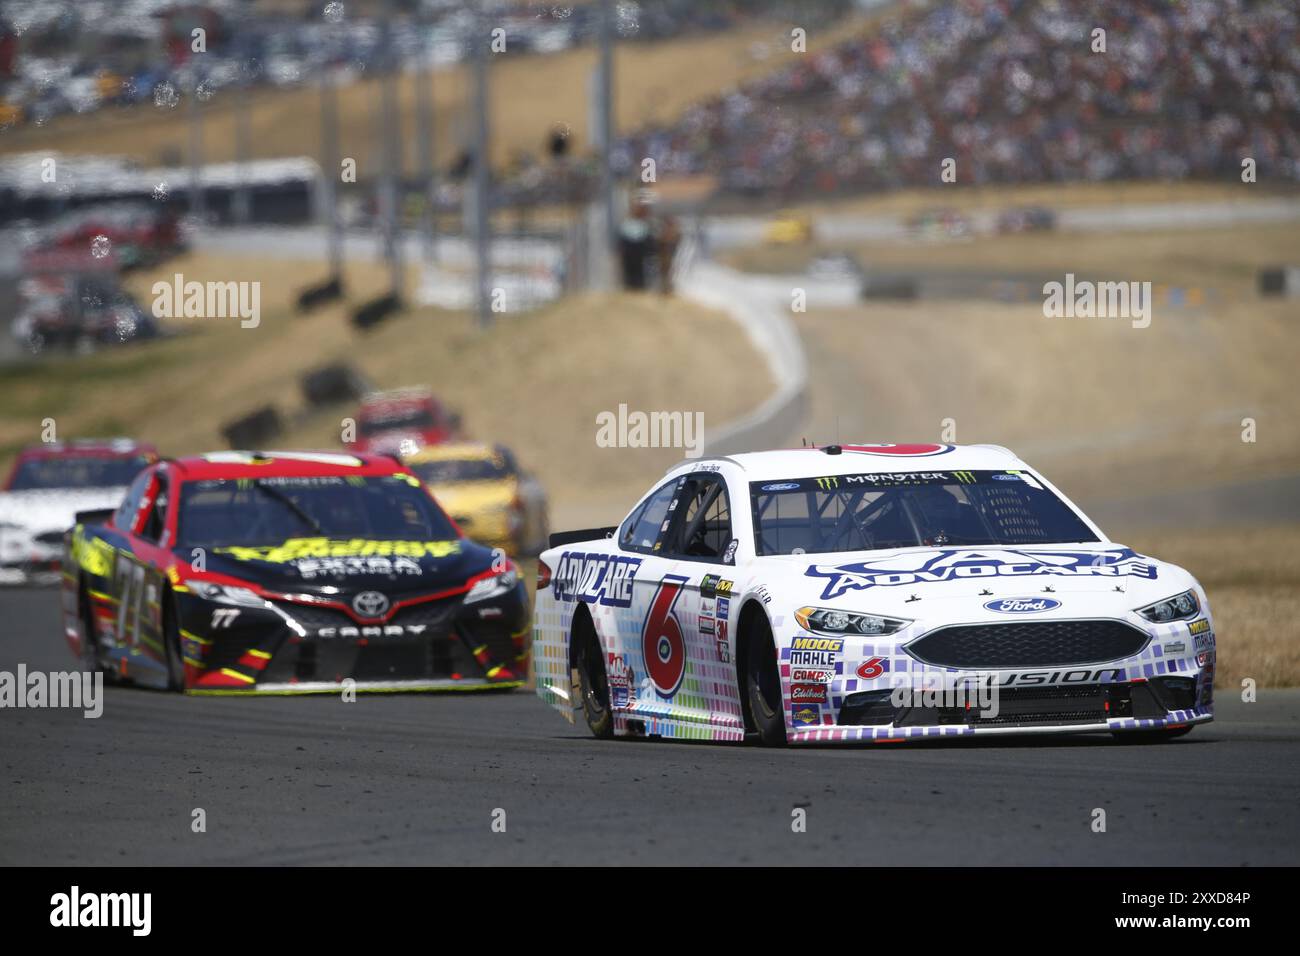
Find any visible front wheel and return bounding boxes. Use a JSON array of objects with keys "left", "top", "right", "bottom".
[
  {"left": 574, "top": 619, "right": 613, "bottom": 739},
  {"left": 162, "top": 593, "right": 186, "bottom": 692},
  {"left": 79, "top": 585, "right": 100, "bottom": 674},
  {"left": 744, "top": 617, "right": 787, "bottom": 747}
]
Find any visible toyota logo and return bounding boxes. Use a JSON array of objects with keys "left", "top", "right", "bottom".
[{"left": 352, "top": 591, "right": 390, "bottom": 619}]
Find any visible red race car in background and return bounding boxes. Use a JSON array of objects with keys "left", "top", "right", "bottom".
[{"left": 347, "top": 387, "right": 462, "bottom": 456}]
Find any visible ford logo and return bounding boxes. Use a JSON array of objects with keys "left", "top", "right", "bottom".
[
  {"left": 761, "top": 482, "right": 801, "bottom": 491},
  {"left": 352, "top": 590, "right": 391, "bottom": 618},
  {"left": 984, "top": 597, "right": 1061, "bottom": 614}
]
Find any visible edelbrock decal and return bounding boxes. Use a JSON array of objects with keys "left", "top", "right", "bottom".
[
  {"left": 983, "top": 597, "right": 1062, "bottom": 614},
  {"left": 806, "top": 549, "right": 1157, "bottom": 600}
]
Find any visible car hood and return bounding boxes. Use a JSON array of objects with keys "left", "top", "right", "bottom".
[
  {"left": 428, "top": 480, "right": 515, "bottom": 517},
  {"left": 0, "top": 487, "right": 127, "bottom": 533},
  {"left": 757, "top": 543, "right": 1197, "bottom": 621},
  {"left": 195, "top": 536, "right": 495, "bottom": 598}
]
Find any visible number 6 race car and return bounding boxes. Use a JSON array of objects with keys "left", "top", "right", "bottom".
[
  {"left": 533, "top": 443, "right": 1215, "bottom": 745},
  {"left": 62, "top": 451, "right": 529, "bottom": 694}
]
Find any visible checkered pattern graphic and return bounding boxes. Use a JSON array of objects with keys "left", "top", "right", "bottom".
[
  {"left": 533, "top": 559, "right": 744, "bottom": 742},
  {"left": 534, "top": 551, "right": 1217, "bottom": 745}
]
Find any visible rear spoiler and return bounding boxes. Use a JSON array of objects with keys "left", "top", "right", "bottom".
[
  {"left": 74, "top": 508, "right": 116, "bottom": 527},
  {"left": 548, "top": 527, "right": 617, "bottom": 549}
]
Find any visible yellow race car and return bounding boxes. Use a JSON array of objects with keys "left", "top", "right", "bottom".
[{"left": 404, "top": 443, "right": 549, "bottom": 558}]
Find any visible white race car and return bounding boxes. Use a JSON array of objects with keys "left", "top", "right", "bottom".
[
  {"left": 533, "top": 443, "right": 1214, "bottom": 745},
  {"left": 0, "top": 439, "right": 155, "bottom": 585}
]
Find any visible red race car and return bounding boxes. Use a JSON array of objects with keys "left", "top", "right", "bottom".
[
  {"left": 62, "top": 450, "right": 528, "bottom": 694},
  {"left": 348, "top": 388, "right": 462, "bottom": 456}
]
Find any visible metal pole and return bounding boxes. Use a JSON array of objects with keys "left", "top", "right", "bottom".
[
  {"left": 415, "top": 28, "right": 437, "bottom": 263},
  {"left": 321, "top": 64, "right": 343, "bottom": 283},
  {"left": 472, "top": 6, "right": 492, "bottom": 328},
  {"left": 597, "top": 0, "right": 616, "bottom": 250},
  {"left": 232, "top": 36, "right": 252, "bottom": 225},
  {"left": 188, "top": 66, "right": 205, "bottom": 222},
  {"left": 379, "top": 1, "right": 404, "bottom": 299}
]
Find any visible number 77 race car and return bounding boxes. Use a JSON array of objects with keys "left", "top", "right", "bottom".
[
  {"left": 61, "top": 451, "right": 529, "bottom": 694},
  {"left": 533, "top": 443, "right": 1215, "bottom": 745}
]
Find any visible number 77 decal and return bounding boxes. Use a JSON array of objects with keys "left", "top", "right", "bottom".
[{"left": 642, "top": 575, "right": 688, "bottom": 698}]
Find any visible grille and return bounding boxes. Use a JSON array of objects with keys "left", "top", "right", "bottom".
[
  {"left": 841, "top": 685, "right": 1120, "bottom": 728},
  {"left": 905, "top": 619, "right": 1149, "bottom": 669},
  {"left": 969, "top": 685, "right": 1108, "bottom": 726},
  {"left": 273, "top": 597, "right": 461, "bottom": 633}
]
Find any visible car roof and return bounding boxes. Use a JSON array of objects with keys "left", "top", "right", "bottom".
[
  {"left": 360, "top": 388, "right": 439, "bottom": 410},
  {"left": 404, "top": 442, "right": 502, "bottom": 464},
  {"left": 17, "top": 438, "right": 157, "bottom": 460},
  {"left": 166, "top": 450, "right": 406, "bottom": 481},
  {"left": 668, "top": 444, "right": 1028, "bottom": 482}
]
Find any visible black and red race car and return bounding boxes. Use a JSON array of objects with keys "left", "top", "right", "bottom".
[{"left": 61, "top": 451, "right": 529, "bottom": 694}]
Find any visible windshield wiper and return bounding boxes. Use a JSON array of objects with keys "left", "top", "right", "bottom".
[{"left": 252, "top": 480, "right": 326, "bottom": 537}]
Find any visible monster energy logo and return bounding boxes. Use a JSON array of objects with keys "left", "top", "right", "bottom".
[
  {"left": 953, "top": 471, "right": 975, "bottom": 484},
  {"left": 815, "top": 476, "right": 840, "bottom": 490}
]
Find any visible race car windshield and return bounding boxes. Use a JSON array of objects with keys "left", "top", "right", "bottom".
[
  {"left": 409, "top": 458, "right": 511, "bottom": 484},
  {"left": 177, "top": 475, "right": 457, "bottom": 549},
  {"left": 750, "top": 469, "right": 1099, "bottom": 556},
  {"left": 9, "top": 455, "right": 151, "bottom": 490}
]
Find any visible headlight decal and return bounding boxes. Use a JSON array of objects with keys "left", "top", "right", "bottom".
[
  {"left": 794, "top": 605, "right": 910, "bottom": 636},
  {"left": 1136, "top": 589, "right": 1200, "bottom": 624}
]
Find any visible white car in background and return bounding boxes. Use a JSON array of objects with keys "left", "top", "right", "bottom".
[
  {"left": 533, "top": 443, "right": 1215, "bottom": 746},
  {"left": 0, "top": 439, "right": 155, "bottom": 584}
]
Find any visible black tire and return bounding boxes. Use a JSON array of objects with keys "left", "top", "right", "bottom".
[
  {"left": 78, "top": 585, "right": 100, "bottom": 674},
  {"left": 162, "top": 593, "right": 186, "bottom": 692},
  {"left": 1112, "top": 725, "right": 1194, "bottom": 743},
  {"left": 574, "top": 617, "right": 613, "bottom": 739},
  {"left": 744, "top": 615, "right": 787, "bottom": 747}
]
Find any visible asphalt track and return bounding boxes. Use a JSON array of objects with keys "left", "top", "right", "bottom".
[{"left": 2, "top": 585, "right": 1298, "bottom": 866}]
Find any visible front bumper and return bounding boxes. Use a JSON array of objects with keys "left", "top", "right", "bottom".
[
  {"left": 177, "top": 582, "right": 530, "bottom": 694},
  {"left": 788, "top": 706, "right": 1214, "bottom": 744},
  {"left": 781, "top": 615, "right": 1217, "bottom": 744},
  {"left": 790, "top": 677, "right": 1213, "bottom": 744}
]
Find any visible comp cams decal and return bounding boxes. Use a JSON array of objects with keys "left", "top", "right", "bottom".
[{"left": 806, "top": 549, "right": 1157, "bottom": 600}]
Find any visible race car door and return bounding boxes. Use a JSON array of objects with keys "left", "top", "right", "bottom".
[
  {"left": 653, "top": 472, "right": 743, "bottom": 724},
  {"left": 611, "top": 475, "right": 689, "bottom": 705},
  {"left": 105, "top": 464, "right": 171, "bottom": 679}
]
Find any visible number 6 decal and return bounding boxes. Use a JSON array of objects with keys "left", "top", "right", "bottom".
[{"left": 642, "top": 575, "right": 688, "bottom": 698}]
